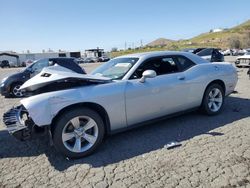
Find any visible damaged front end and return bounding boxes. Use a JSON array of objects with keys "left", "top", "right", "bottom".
[
  {"left": 3, "top": 105, "right": 39, "bottom": 141},
  {"left": 3, "top": 66, "right": 112, "bottom": 141}
]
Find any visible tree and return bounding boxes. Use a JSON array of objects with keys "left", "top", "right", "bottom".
[{"left": 229, "top": 37, "right": 241, "bottom": 49}]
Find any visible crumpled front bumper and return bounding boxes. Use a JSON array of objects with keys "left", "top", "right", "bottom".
[{"left": 3, "top": 105, "right": 34, "bottom": 141}]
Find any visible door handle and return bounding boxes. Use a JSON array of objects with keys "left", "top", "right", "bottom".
[{"left": 178, "top": 76, "right": 185, "bottom": 80}]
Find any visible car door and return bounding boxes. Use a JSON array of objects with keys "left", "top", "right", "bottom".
[{"left": 124, "top": 56, "right": 190, "bottom": 126}]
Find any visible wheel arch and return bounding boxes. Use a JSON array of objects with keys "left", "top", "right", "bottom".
[
  {"left": 10, "top": 81, "right": 24, "bottom": 89},
  {"left": 201, "top": 79, "right": 226, "bottom": 105},
  {"left": 205, "top": 79, "right": 226, "bottom": 95},
  {"left": 51, "top": 102, "right": 111, "bottom": 135},
  {"left": 200, "top": 79, "right": 226, "bottom": 115}
]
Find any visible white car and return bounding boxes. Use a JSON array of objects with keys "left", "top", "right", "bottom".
[
  {"left": 3, "top": 51, "right": 238, "bottom": 158},
  {"left": 233, "top": 49, "right": 247, "bottom": 56},
  {"left": 221, "top": 49, "right": 232, "bottom": 56},
  {"left": 235, "top": 52, "right": 250, "bottom": 67}
]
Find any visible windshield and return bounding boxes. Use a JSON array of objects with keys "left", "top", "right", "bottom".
[{"left": 91, "top": 57, "right": 139, "bottom": 79}]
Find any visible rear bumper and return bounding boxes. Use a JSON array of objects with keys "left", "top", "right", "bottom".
[{"left": 3, "top": 105, "right": 34, "bottom": 140}]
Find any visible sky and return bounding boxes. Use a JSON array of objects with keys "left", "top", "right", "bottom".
[{"left": 0, "top": 0, "right": 250, "bottom": 53}]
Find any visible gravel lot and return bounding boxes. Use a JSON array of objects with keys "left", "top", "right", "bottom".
[{"left": 0, "top": 58, "right": 250, "bottom": 188}]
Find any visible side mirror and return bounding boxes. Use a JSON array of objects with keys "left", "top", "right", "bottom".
[{"left": 140, "top": 70, "right": 157, "bottom": 83}]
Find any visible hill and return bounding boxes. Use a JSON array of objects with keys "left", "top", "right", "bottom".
[
  {"left": 111, "top": 20, "right": 250, "bottom": 57},
  {"left": 188, "top": 20, "right": 250, "bottom": 48},
  {"left": 146, "top": 38, "right": 174, "bottom": 47}
]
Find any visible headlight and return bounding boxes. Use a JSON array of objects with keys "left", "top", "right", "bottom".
[{"left": 1, "top": 77, "right": 8, "bottom": 84}]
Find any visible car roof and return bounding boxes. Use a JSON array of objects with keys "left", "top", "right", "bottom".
[
  {"left": 119, "top": 51, "right": 191, "bottom": 58},
  {"left": 118, "top": 51, "right": 208, "bottom": 64}
]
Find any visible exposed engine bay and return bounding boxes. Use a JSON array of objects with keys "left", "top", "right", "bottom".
[{"left": 20, "top": 65, "right": 112, "bottom": 96}]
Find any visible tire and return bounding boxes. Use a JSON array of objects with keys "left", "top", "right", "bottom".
[
  {"left": 53, "top": 108, "right": 105, "bottom": 158},
  {"left": 11, "top": 83, "right": 24, "bottom": 98},
  {"left": 201, "top": 83, "right": 225, "bottom": 115}
]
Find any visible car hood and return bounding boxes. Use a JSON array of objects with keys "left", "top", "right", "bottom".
[
  {"left": 6, "top": 70, "right": 26, "bottom": 79},
  {"left": 20, "top": 65, "right": 112, "bottom": 91}
]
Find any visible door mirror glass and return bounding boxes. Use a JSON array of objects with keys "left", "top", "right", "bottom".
[{"left": 140, "top": 70, "right": 157, "bottom": 83}]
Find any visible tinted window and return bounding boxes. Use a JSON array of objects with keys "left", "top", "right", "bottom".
[
  {"left": 176, "top": 56, "right": 195, "bottom": 71},
  {"left": 130, "top": 57, "right": 179, "bottom": 79},
  {"left": 197, "top": 48, "right": 213, "bottom": 56}
]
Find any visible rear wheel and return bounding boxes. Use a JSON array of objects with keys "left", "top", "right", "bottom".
[
  {"left": 53, "top": 108, "right": 105, "bottom": 158},
  {"left": 201, "top": 83, "right": 224, "bottom": 115}
]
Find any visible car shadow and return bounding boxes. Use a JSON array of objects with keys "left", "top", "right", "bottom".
[{"left": 0, "top": 95, "right": 249, "bottom": 171}]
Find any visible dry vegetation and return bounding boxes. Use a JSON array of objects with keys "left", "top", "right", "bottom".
[{"left": 111, "top": 20, "right": 250, "bottom": 57}]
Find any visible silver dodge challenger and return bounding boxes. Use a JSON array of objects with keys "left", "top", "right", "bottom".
[{"left": 3, "top": 51, "right": 238, "bottom": 158}]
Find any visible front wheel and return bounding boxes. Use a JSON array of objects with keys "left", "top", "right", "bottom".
[
  {"left": 53, "top": 108, "right": 105, "bottom": 158},
  {"left": 11, "top": 83, "right": 24, "bottom": 97},
  {"left": 201, "top": 84, "right": 225, "bottom": 115}
]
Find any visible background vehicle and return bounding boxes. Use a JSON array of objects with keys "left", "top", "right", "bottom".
[
  {"left": 75, "top": 58, "right": 86, "bottom": 64},
  {"left": 0, "top": 57, "right": 86, "bottom": 97},
  {"left": 24, "top": 59, "right": 34, "bottom": 67},
  {"left": 0, "top": 60, "right": 10, "bottom": 68},
  {"left": 196, "top": 48, "right": 224, "bottom": 62},
  {"left": 221, "top": 49, "right": 233, "bottom": 56},
  {"left": 84, "top": 57, "right": 96, "bottom": 63},
  {"left": 9, "top": 61, "right": 18, "bottom": 67},
  {"left": 182, "top": 48, "right": 205, "bottom": 54},
  {"left": 235, "top": 52, "right": 250, "bottom": 67},
  {"left": 232, "top": 49, "right": 247, "bottom": 56},
  {"left": 3, "top": 51, "right": 237, "bottom": 158},
  {"left": 98, "top": 56, "right": 110, "bottom": 62}
]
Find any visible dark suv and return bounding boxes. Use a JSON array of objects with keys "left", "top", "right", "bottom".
[
  {"left": 0, "top": 60, "right": 10, "bottom": 68},
  {"left": 0, "top": 57, "right": 86, "bottom": 97}
]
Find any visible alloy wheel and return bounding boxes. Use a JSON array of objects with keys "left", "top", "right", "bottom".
[
  {"left": 208, "top": 88, "right": 223, "bottom": 112},
  {"left": 12, "top": 85, "right": 24, "bottom": 97},
  {"left": 62, "top": 116, "right": 98, "bottom": 153}
]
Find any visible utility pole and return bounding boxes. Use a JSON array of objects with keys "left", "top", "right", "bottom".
[
  {"left": 140, "top": 39, "right": 143, "bottom": 48},
  {"left": 125, "top": 42, "right": 127, "bottom": 50}
]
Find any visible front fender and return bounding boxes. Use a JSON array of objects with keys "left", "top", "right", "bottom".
[{"left": 21, "top": 89, "right": 82, "bottom": 126}]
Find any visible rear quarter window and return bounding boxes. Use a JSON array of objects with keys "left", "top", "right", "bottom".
[{"left": 176, "top": 56, "right": 196, "bottom": 71}]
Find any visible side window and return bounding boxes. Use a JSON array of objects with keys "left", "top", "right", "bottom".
[
  {"left": 130, "top": 58, "right": 161, "bottom": 79},
  {"left": 176, "top": 56, "right": 195, "bottom": 71},
  {"left": 129, "top": 56, "right": 179, "bottom": 79},
  {"left": 160, "top": 57, "right": 179, "bottom": 75}
]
